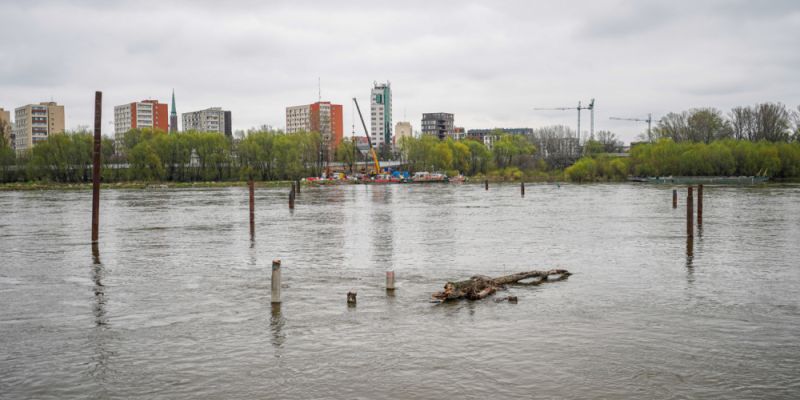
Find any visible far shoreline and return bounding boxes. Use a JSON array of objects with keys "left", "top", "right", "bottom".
[{"left": 1, "top": 177, "right": 797, "bottom": 191}]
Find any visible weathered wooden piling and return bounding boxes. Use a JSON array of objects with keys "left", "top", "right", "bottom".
[
  {"left": 687, "top": 186, "right": 694, "bottom": 238},
  {"left": 91, "top": 91, "right": 102, "bottom": 244},
  {"left": 295, "top": 180, "right": 300, "bottom": 194},
  {"left": 289, "top": 187, "right": 295, "bottom": 209},
  {"left": 347, "top": 291, "right": 357, "bottom": 306},
  {"left": 697, "top": 184, "right": 703, "bottom": 226},
  {"left": 248, "top": 179, "right": 255, "bottom": 236},
  {"left": 521, "top": 182, "right": 525, "bottom": 197},
  {"left": 485, "top": 180, "right": 489, "bottom": 191},
  {"left": 386, "top": 271, "right": 395, "bottom": 291},
  {"left": 672, "top": 189, "right": 677, "bottom": 209},
  {"left": 271, "top": 259, "right": 282, "bottom": 304}
]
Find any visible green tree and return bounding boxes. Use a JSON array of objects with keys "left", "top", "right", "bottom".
[
  {"left": 129, "top": 142, "right": 165, "bottom": 181},
  {"left": 464, "top": 139, "right": 491, "bottom": 175},
  {"left": 335, "top": 138, "right": 358, "bottom": 173}
]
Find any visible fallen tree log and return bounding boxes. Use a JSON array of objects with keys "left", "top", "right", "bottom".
[{"left": 431, "top": 269, "right": 571, "bottom": 302}]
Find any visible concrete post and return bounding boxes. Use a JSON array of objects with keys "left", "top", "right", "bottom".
[
  {"left": 271, "top": 259, "right": 281, "bottom": 304},
  {"left": 386, "top": 271, "right": 395, "bottom": 291}
]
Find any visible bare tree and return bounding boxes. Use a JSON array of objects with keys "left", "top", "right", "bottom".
[
  {"left": 729, "top": 106, "right": 756, "bottom": 141},
  {"left": 795, "top": 106, "right": 800, "bottom": 141},
  {"left": 754, "top": 103, "right": 792, "bottom": 142},
  {"left": 596, "top": 130, "right": 623, "bottom": 152},
  {"left": 687, "top": 108, "right": 731, "bottom": 143},
  {"left": 525, "top": 125, "right": 580, "bottom": 168},
  {"left": 654, "top": 112, "right": 689, "bottom": 142}
]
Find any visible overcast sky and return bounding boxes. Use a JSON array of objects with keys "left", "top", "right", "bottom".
[{"left": 1, "top": 0, "right": 799, "bottom": 143}]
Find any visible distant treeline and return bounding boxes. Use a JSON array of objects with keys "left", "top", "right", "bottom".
[
  {"left": 566, "top": 140, "right": 800, "bottom": 182},
  {"left": 649, "top": 102, "right": 799, "bottom": 143},
  {"left": 0, "top": 128, "right": 325, "bottom": 183},
  {"left": 1, "top": 101, "right": 799, "bottom": 184},
  {"left": 564, "top": 102, "right": 800, "bottom": 182}
]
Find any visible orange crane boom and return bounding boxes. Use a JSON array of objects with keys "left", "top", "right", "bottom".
[{"left": 352, "top": 97, "right": 381, "bottom": 175}]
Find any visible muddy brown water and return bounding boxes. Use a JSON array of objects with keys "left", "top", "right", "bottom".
[{"left": 1, "top": 183, "right": 799, "bottom": 399}]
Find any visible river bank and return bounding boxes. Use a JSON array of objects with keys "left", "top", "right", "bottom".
[{"left": 3, "top": 175, "right": 798, "bottom": 191}]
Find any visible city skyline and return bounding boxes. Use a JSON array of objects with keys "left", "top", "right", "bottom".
[{"left": 1, "top": 1, "right": 799, "bottom": 144}]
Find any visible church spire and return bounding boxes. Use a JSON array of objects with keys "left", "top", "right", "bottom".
[{"left": 169, "top": 89, "right": 178, "bottom": 133}]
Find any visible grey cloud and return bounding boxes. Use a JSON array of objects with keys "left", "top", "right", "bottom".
[{"left": 1, "top": 0, "right": 799, "bottom": 144}]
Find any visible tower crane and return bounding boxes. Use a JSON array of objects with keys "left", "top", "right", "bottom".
[
  {"left": 609, "top": 114, "right": 653, "bottom": 142},
  {"left": 352, "top": 97, "right": 381, "bottom": 175},
  {"left": 533, "top": 99, "right": 594, "bottom": 144}
]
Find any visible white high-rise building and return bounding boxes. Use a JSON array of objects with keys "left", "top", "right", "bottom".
[
  {"left": 370, "top": 82, "right": 392, "bottom": 148},
  {"left": 285, "top": 104, "right": 312, "bottom": 133},
  {"left": 182, "top": 107, "right": 232, "bottom": 137}
]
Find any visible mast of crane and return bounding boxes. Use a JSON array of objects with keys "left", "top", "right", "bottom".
[
  {"left": 352, "top": 97, "right": 381, "bottom": 175},
  {"left": 610, "top": 113, "right": 653, "bottom": 141},
  {"left": 588, "top": 99, "right": 595, "bottom": 139},
  {"left": 533, "top": 100, "right": 592, "bottom": 144}
]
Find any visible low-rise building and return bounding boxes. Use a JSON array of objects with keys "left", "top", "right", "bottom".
[
  {"left": 421, "top": 113, "right": 454, "bottom": 140},
  {"left": 467, "top": 128, "right": 533, "bottom": 148},
  {"left": 182, "top": 107, "right": 232, "bottom": 137},
  {"left": 13, "top": 102, "right": 65, "bottom": 153}
]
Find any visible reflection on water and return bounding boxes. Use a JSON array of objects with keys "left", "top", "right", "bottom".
[
  {"left": 89, "top": 243, "right": 113, "bottom": 392},
  {"left": 270, "top": 303, "right": 285, "bottom": 352},
  {"left": 1, "top": 184, "right": 799, "bottom": 399}
]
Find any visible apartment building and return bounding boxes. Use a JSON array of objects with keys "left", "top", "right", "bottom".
[
  {"left": 182, "top": 107, "right": 232, "bottom": 137},
  {"left": 0, "top": 107, "right": 11, "bottom": 148},
  {"left": 394, "top": 121, "right": 413, "bottom": 144},
  {"left": 285, "top": 101, "right": 343, "bottom": 154},
  {"left": 421, "top": 113, "right": 454, "bottom": 140},
  {"left": 13, "top": 102, "right": 65, "bottom": 153},
  {"left": 370, "top": 82, "right": 392, "bottom": 148},
  {"left": 114, "top": 100, "right": 168, "bottom": 150}
]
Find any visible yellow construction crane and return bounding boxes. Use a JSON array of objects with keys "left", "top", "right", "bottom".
[{"left": 352, "top": 97, "right": 381, "bottom": 175}]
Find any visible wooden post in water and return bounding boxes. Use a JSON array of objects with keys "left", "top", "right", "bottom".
[
  {"left": 386, "top": 271, "right": 395, "bottom": 291},
  {"left": 271, "top": 259, "right": 282, "bottom": 304},
  {"left": 295, "top": 180, "right": 300, "bottom": 194},
  {"left": 687, "top": 186, "right": 694, "bottom": 238},
  {"left": 521, "top": 182, "right": 525, "bottom": 197},
  {"left": 248, "top": 179, "right": 255, "bottom": 236},
  {"left": 672, "top": 189, "right": 677, "bottom": 209},
  {"left": 485, "top": 180, "right": 489, "bottom": 191},
  {"left": 91, "top": 91, "right": 102, "bottom": 244},
  {"left": 697, "top": 184, "right": 703, "bottom": 226},
  {"left": 347, "top": 291, "right": 357, "bottom": 306},
  {"left": 289, "top": 186, "right": 295, "bottom": 209}
]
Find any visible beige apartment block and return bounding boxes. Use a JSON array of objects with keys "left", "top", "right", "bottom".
[
  {"left": 394, "top": 121, "right": 412, "bottom": 142},
  {"left": 0, "top": 107, "right": 11, "bottom": 147},
  {"left": 14, "top": 102, "right": 65, "bottom": 153}
]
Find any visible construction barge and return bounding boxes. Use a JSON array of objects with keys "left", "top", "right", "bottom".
[{"left": 628, "top": 175, "right": 769, "bottom": 184}]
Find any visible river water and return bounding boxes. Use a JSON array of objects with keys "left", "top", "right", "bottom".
[{"left": 1, "top": 183, "right": 799, "bottom": 399}]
